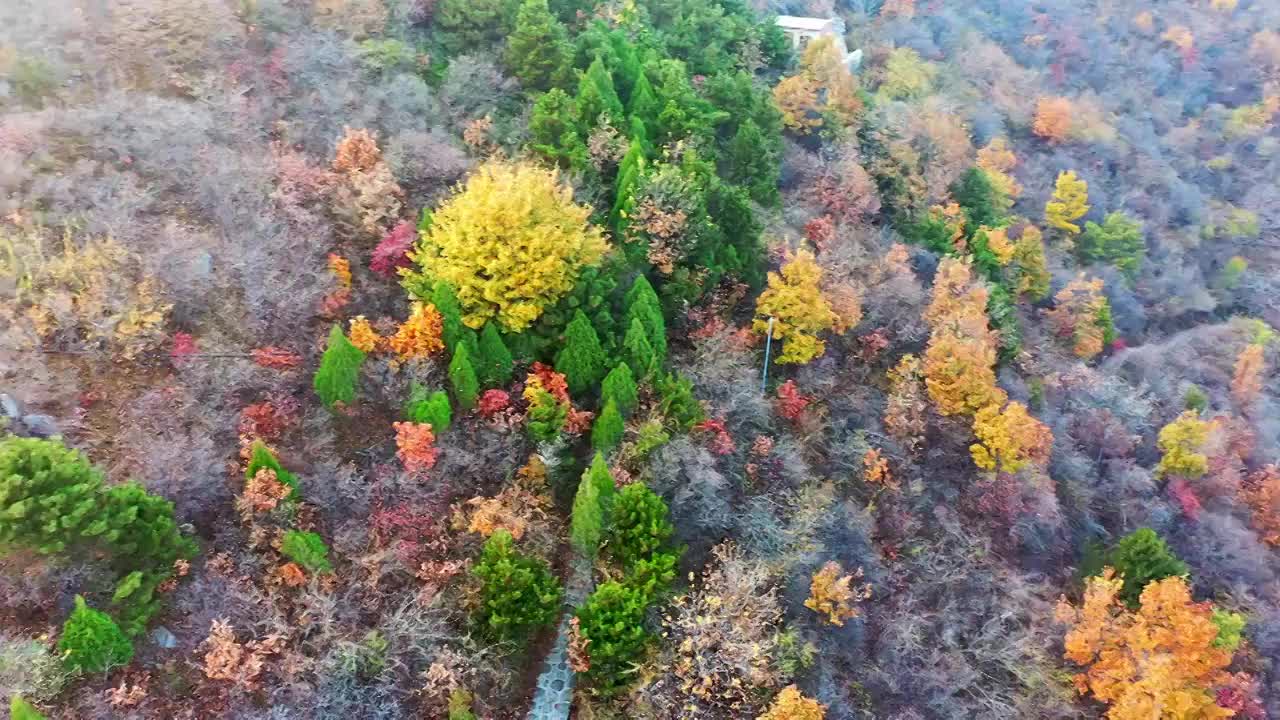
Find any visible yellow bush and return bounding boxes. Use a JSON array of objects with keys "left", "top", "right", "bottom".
[
  {"left": 753, "top": 249, "right": 838, "bottom": 364},
  {"left": 409, "top": 161, "right": 607, "bottom": 331}
]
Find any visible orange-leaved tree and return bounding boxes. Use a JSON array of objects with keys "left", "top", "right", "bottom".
[
  {"left": 753, "top": 249, "right": 838, "bottom": 364},
  {"left": 1033, "top": 97, "right": 1074, "bottom": 143},
  {"left": 922, "top": 258, "right": 1006, "bottom": 416},
  {"left": 773, "top": 75, "right": 823, "bottom": 135},
  {"left": 1043, "top": 274, "right": 1110, "bottom": 360},
  {"left": 1055, "top": 570, "right": 1234, "bottom": 719}
]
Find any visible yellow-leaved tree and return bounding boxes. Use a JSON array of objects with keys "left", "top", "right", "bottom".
[
  {"left": 1055, "top": 570, "right": 1234, "bottom": 720},
  {"left": 408, "top": 161, "right": 607, "bottom": 331},
  {"left": 1045, "top": 170, "right": 1090, "bottom": 236},
  {"left": 970, "top": 401, "right": 1052, "bottom": 473},
  {"left": 922, "top": 258, "right": 1006, "bottom": 416},
  {"left": 1154, "top": 411, "right": 1210, "bottom": 480},
  {"left": 753, "top": 249, "right": 838, "bottom": 364}
]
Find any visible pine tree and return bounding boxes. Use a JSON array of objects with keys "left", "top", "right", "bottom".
[
  {"left": 575, "top": 581, "right": 649, "bottom": 694},
  {"left": 951, "top": 167, "right": 1005, "bottom": 232},
  {"left": 1079, "top": 211, "right": 1146, "bottom": 280},
  {"left": 431, "top": 282, "right": 467, "bottom": 351},
  {"left": 577, "top": 55, "right": 624, "bottom": 129},
  {"left": 624, "top": 274, "right": 666, "bottom": 363},
  {"left": 472, "top": 530, "right": 562, "bottom": 641},
  {"left": 476, "top": 322, "right": 515, "bottom": 388},
  {"left": 724, "top": 119, "right": 779, "bottom": 206},
  {"left": 571, "top": 454, "right": 615, "bottom": 558},
  {"left": 244, "top": 440, "right": 299, "bottom": 495},
  {"left": 313, "top": 324, "right": 366, "bottom": 408},
  {"left": 449, "top": 343, "right": 480, "bottom": 411},
  {"left": 601, "top": 363, "right": 638, "bottom": 415},
  {"left": 530, "top": 88, "right": 587, "bottom": 169},
  {"left": 59, "top": 596, "right": 133, "bottom": 673},
  {"left": 611, "top": 138, "right": 645, "bottom": 232},
  {"left": 0, "top": 436, "right": 104, "bottom": 554},
  {"left": 505, "top": 0, "right": 573, "bottom": 92},
  {"left": 555, "top": 310, "right": 607, "bottom": 396},
  {"left": 1109, "top": 528, "right": 1189, "bottom": 607},
  {"left": 628, "top": 68, "right": 660, "bottom": 126},
  {"left": 622, "top": 317, "right": 658, "bottom": 380},
  {"left": 280, "top": 530, "right": 333, "bottom": 574},
  {"left": 592, "top": 398, "right": 625, "bottom": 450}
]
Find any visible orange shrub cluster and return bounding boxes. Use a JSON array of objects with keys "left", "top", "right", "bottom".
[
  {"left": 1033, "top": 96, "right": 1074, "bottom": 142},
  {"left": 394, "top": 421, "right": 438, "bottom": 475},
  {"left": 1243, "top": 465, "right": 1280, "bottom": 546},
  {"left": 1056, "top": 570, "right": 1233, "bottom": 719},
  {"left": 1231, "top": 343, "right": 1264, "bottom": 408},
  {"left": 803, "top": 561, "right": 871, "bottom": 626},
  {"left": 347, "top": 315, "right": 382, "bottom": 353},
  {"left": 388, "top": 302, "right": 444, "bottom": 361},
  {"left": 1044, "top": 275, "right": 1109, "bottom": 359}
]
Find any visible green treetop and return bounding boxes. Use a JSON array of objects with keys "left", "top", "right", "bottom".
[
  {"left": 505, "top": 0, "right": 573, "bottom": 92},
  {"left": 601, "top": 362, "right": 638, "bottom": 415},
  {"left": 472, "top": 529, "right": 562, "bottom": 641},
  {"left": 1079, "top": 211, "right": 1146, "bottom": 280},
  {"left": 555, "top": 309, "right": 607, "bottom": 396},
  {"left": 59, "top": 596, "right": 133, "bottom": 673},
  {"left": 1108, "top": 528, "right": 1188, "bottom": 607},
  {"left": 314, "top": 324, "right": 366, "bottom": 409},
  {"left": 577, "top": 55, "right": 624, "bottom": 129},
  {"left": 622, "top": 317, "right": 658, "bottom": 380},
  {"left": 476, "top": 322, "right": 515, "bottom": 388},
  {"left": 449, "top": 342, "right": 480, "bottom": 411}
]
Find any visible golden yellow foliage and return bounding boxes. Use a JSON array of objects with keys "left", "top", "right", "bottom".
[
  {"left": 1163, "top": 26, "right": 1195, "bottom": 53},
  {"left": 388, "top": 302, "right": 444, "bottom": 361},
  {"left": 884, "top": 354, "right": 928, "bottom": 453},
  {"left": 969, "top": 401, "right": 1052, "bottom": 473},
  {"left": 1033, "top": 96, "right": 1074, "bottom": 143},
  {"left": 758, "top": 685, "right": 826, "bottom": 720},
  {"left": 879, "top": 47, "right": 936, "bottom": 99},
  {"left": 800, "top": 36, "right": 863, "bottom": 127},
  {"left": 1045, "top": 170, "right": 1090, "bottom": 236},
  {"left": 410, "top": 161, "right": 606, "bottom": 331},
  {"left": 862, "top": 448, "right": 894, "bottom": 487},
  {"left": 922, "top": 258, "right": 1006, "bottom": 416},
  {"left": 1231, "top": 343, "right": 1265, "bottom": 408},
  {"left": 753, "top": 249, "right": 839, "bottom": 365},
  {"left": 975, "top": 137, "right": 1022, "bottom": 205},
  {"left": 1043, "top": 274, "right": 1108, "bottom": 359},
  {"left": 982, "top": 226, "right": 1016, "bottom": 265},
  {"left": 328, "top": 253, "right": 352, "bottom": 288},
  {"left": 803, "top": 561, "right": 871, "bottom": 626},
  {"left": 1154, "top": 411, "right": 1210, "bottom": 480},
  {"left": 1056, "top": 570, "right": 1233, "bottom": 720},
  {"left": 1132, "top": 11, "right": 1155, "bottom": 34},
  {"left": 0, "top": 228, "right": 170, "bottom": 359},
  {"left": 773, "top": 75, "right": 823, "bottom": 134},
  {"left": 347, "top": 315, "right": 381, "bottom": 353}
]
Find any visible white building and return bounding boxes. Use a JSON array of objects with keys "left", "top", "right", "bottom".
[{"left": 776, "top": 15, "right": 862, "bottom": 70}]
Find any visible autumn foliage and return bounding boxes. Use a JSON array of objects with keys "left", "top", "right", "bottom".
[
  {"left": 1045, "top": 170, "right": 1090, "bottom": 236},
  {"left": 758, "top": 686, "right": 826, "bottom": 720},
  {"left": 922, "top": 258, "right": 1005, "bottom": 416},
  {"left": 388, "top": 302, "right": 445, "bottom": 361},
  {"left": 407, "top": 160, "right": 606, "bottom": 331},
  {"left": 754, "top": 249, "right": 839, "bottom": 365},
  {"left": 1033, "top": 96, "right": 1074, "bottom": 143},
  {"left": 394, "top": 421, "right": 439, "bottom": 475},
  {"left": 1056, "top": 570, "right": 1234, "bottom": 719},
  {"left": 1043, "top": 275, "right": 1111, "bottom": 359},
  {"left": 803, "top": 561, "right": 871, "bottom": 627},
  {"left": 969, "top": 401, "right": 1052, "bottom": 474}
]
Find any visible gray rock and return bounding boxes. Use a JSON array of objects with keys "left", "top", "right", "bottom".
[
  {"left": 20, "top": 414, "right": 59, "bottom": 438},
  {"left": 0, "top": 393, "right": 22, "bottom": 419},
  {"left": 150, "top": 626, "right": 177, "bottom": 649}
]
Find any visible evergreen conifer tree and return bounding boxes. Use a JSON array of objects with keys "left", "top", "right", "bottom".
[
  {"left": 59, "top": 596, "right": 133, "bottom": 673},
  {"left": 555, "top": 310, "right": 607, "bottom": 396},
  {"left": 431, "top": 282, "right": 467, "bottom": 351},
  {"left": 592, "top": 398, "right": 625, "bottom": 450},
  {"left": 405, "top": 383, "right": 452, "bottom": 432},
  {"left": 505, "top": 0, "right": 573, "bottom": 92},
  {"left": 1109, "top": 528, "right": 1188, "bottom": 607},
  {"left": 472, "top": 530, "right": 562, "bottom": 641},
  {"left": 570, "top": 462, "right": 605, "bottom": 558},
  {"left": 577, "top": 56, "right": 624, "bottom": 128},
  {"left": 313, "top": 324, "right": 366, "bottom": 408},
  {"left": 477, "top": 322, "right": 515, "bottom": 388},
  {"left": 601, "top": 363, "right": 638, "bottom": 415},
  {"left": 628, "top": 69, "right": 660, "bottom": 126},
  {"left": 625, "top": 275, "right": 666, "bottom": 363},
  {"left": 449, "top": 343, "right": 480, "bottom": 411},
  {"left": 622, "top": 317, "right": 658, "bottom": 380}
]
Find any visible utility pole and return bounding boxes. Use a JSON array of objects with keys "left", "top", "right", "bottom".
[{"left": 760, "top": 316, "right": 775, "bottom": 394}]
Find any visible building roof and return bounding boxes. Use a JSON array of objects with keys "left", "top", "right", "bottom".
[{"left": 776, "top": 15, "right": 835, "bottom": 32}]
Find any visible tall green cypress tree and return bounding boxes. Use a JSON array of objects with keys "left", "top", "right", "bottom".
[
  {"left": 570, "top": 459, "right": 606, "bottom": 558},
  {"left": 611, "top": 138, "right": 645, "bottom": 232},
  {"left": 505, "top": 0, "right": 573, "bottom": 92},
  {"left": 555, "top": 310, "right": 607, "bottom": 396},
  {"left": 724, "top": 119, "right": 779, "bottom": 206},
  {"left": 592, "top": 398, "right": 625, "bottom": 451},
  {"left": 477, "top": 322, "right": 515, "bottom": 388},
  {"left": 431, "top": 282, "right": 467, "bottom": 352},
  {"left": 625, "top": 275, "right": 666, "bottom": 363},
  {"left": 449, "top": 343, "right": 480, "bottom": 411},
  {"left": 577, "top": 56, "right": 624, "bottom": 129},
  {"left": 59, "top": 596, "right": 133, "bottom": 673},
  {"left": 601, "top": 363, "right": 638, "bottom": 415},
  {"left": 313, "top": 324, "right": 366, "bottom": 409},
  {"left": 622, "top": 317, "right": 658, "bottom": 380},
  {"left": 628, "top": 68, "right": 660, "bottom": 127}
]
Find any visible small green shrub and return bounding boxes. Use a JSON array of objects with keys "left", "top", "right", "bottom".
[
  {"left": 575, "top": 581, "right": 649, "bottom": 695},
  {"left": 314, "top": 324, "right": 367, "bottom": 408},
  {"left": 1183, "top": 385, "right": 1208, "bottom": 414},
  {"left": 526, "top": 389, "right": 568, "bottom": 443},
  {"left": 1108, "top": 528, "right": 1188, "bottom": 607},
  {"left": 655, "top": 372, "right": 704, "bottom": 429},
  {"left": 471, "top": 530, "right": 562, "bottom": 641},
  {"left": 58, "top": 597, "right": 133, "bottom": 673},
  {"left": 405, "top": 383, "right": 452, "bottom": 432},
  {"left": 601, "top": 363, "right": 638, "bottom": 415},
  {"left": 1211, "top": 609, "right": 1245, "bottom": 651},
  {"left": 448, "top": 343, "right": 480, "bottom": 411},
  {"left": 280, "top": 530, "right": 333, "bottom": 574},
  {"left": 591, "top": 398, "right": 625, "bottom": 451},
  {"left": 447, "top": 688, "right": 477, "bottom": 720},
  {"left": 476, "top": 322, "right": 515, "bottom": 388},
  {"left": 606, "top": 483, "right": 675, "bottom": 568}
]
